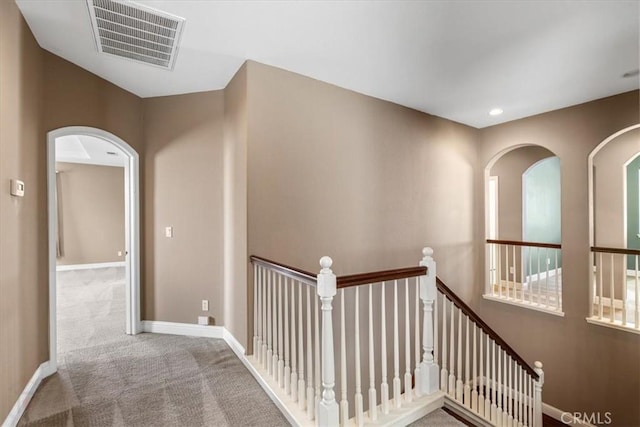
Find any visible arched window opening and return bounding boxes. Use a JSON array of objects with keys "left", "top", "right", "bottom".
[
  {"left": 589, "top": 125, "right": 640, "bottom": 332},
  {"left": 485, "top": 145, "right": 563, "bottom": 315}
]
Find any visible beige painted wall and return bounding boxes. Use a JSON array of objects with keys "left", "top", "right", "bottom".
[
  {"left": 245, "top": 61, "right": 479, "bottom": 346},
  {"left": 0, "top": 1, "right": 46, "bottom": 421},
  {"left": 223, "top": 64, "right": 249, "bottom": 345},
  {"left": 143, "top": 91, "right": 225, "bottom": 325},
  {"left": 593, "top": 128, "right": 640, "bottom": 247},
  {"left": 55, "top": 162, "right": 125, "bottom": 265},
  {"left": 478, "top": 91, "right": 640, "bottom": 426}
]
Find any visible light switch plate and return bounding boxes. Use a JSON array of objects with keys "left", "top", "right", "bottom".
[
  {"left": 165, "top": 226, "right": 173, "bottom": 238},
  {"left": 10, "top": 179, "right": 25, "bottom": 197}
]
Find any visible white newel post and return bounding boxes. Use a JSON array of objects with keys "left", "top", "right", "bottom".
[
  {"left": 533, "top": 361, "right": 544, "bottom": 427},
  {"left": 317, "top": 256, "right": 339, "bottom": 427},
  {"left": 419, "top": 247, "right": 440, "bottom": 395}
]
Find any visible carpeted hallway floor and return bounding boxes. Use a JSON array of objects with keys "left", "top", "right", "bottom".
[
  {"left": 19, "top": 267, "right": 288, "bottom": 427},
  {"left": 19, "top": 267, "right": 464, "bottom": 427}
]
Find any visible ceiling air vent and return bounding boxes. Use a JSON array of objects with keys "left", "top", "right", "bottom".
[{"left": 87, "top": 0, "right": 185, "bottom": 70}]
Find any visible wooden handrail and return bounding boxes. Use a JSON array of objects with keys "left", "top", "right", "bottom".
[
  {"left": 487, "top": 239, "right": 561, "bottom": 249},
  {"left": 591, "top": 246, "right": 640, "bottom": 256},
  {"left": 250, "top": 255, "right": 317, "bottom": 286},
  {"left": 336, "top": 266, "right": 427, "bottom": 289},
  {"left": 436, "top": 277, "right": 539, "bottom": 379}
]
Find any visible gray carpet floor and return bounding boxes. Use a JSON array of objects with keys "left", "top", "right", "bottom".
[
  {"left": 19, "top": 267, "right": 288, "bottom": 427},
  {"left": 19, "top": 267, "right": 464, "bottom": 427}
]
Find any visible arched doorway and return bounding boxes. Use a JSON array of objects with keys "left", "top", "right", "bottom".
[{"left": 46, "top": 127, "right": 141, "bottom": 373}]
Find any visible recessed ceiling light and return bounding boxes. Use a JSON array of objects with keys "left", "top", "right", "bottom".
[{"left": 489, "top": 108, "right": 503, "bottom": 116}]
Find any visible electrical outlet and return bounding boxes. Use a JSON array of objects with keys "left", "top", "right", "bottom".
[
  {"left": 198, "top": 316, "right": 210, "bottom": 325},
  {"left": 547, "top": 258, "right": 551, "bottom": 265},
  {"left": 202, "top": 299, "right": 209, "bottom": 311}
]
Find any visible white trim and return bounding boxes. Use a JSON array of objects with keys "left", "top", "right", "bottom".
[
  {"left": 483, "top": 294, "right": 565, "bottom": 317},
  {"left": 55, "top": 155, "right": 126, "bottom": 168},
  {"left": 141, "top": 320, "right": 224, "bottom": 338},
  {"left": 542, "top": 402, "right": 596, "bottom": 427},
  {"left": 443, "top": 397, "right": 493, "bottom": 427},
  {"left": 586, "top": 317, "right": 640, "bottom": 335},
  {"left": 56, "top": 261, "right": 125, "bottom": 271},
  {"left": 48, "top": 127, "right": 141, "bottom": 375},
  {"left": 524, "top": 266, "right": 562, "bottom": 285},
  {"left": 1, "top": 362, "right": 52, "bottom": 427}
]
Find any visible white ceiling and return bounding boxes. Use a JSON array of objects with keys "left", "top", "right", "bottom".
[
  {"left": 16, "top": 0, "right": 640, "bottom": 128},
  {"left": 56, "top": 135, "right": 126, "bottom": 167}
]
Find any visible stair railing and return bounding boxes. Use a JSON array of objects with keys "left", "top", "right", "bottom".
[
  {"left": 250, "top": 247, "right": 544, "bottom": 427},
  {"left": 589, "top": 246, "right": 640, "bottom": 332},
  {"left": 486, "top": 239, "right": 563, "bottom": 314},
  {"left": 436, "top": 276, "right": 543, "bottom": 426}
]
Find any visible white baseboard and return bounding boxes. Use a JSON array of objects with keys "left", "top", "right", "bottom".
[
  {"left": 2, "top": 362, "right": 53, "bottom": 427},
  {"left": 141, "top": 320, "right": 224, "bottom": 339},
  {"left": 543, "top": 403, "right": 596, "bottom": 427},
  {"left": 56, "top": 261, "right": 125, "bottom": 271},
  {"left": 524, "top": 266, "right": 562, "bottom": 285}
]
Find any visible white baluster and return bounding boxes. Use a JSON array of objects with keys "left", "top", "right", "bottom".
[
  {"left": 505, "top": 245, "right": 510, "bottom": 300},
  {"left": 497, "top": 346, "right": 503, "bottom": 426},
  {"left": 501, "top": 351, "right": 507, "bottom": 426},
  {"left": 419, "top": 247, "right": 439, "bottom": 395},
  {"left": 291, "top": 281, "right": 298, "bottom": 401},
  {"left": 298, "top": 282, "right": 305, "bottom": 409},
  {"left": 553, "top": 249, "right": 562, "bottom": 311},
  {"left": 544, "top": 248, "right": 549, "bottom": 307},
  {"left": 404, "top": 279, "right": 412, "bottom": 403},
  {"left": 464, "top": 315, "right": 471, "bottom": 407},
  {"left": 441, "top": 295, "right": 448, "bottom": 392},
  {"left": 278, "top": 275, "right": 284, "bottom": 387},
  {"left": 536, "top": 250, "right": 541, "bottom": 306},
  {"left": 485, "top": 334, "right": 491, "bottom": 420},
  {"left": 340, "top": 289, "right": 348, "bottom": 426},
  {"left": 317, "top": 256, "right": 338, "bottom": 426},
  {"left": 273, "top": 272, "right": 278, "bottom": 378},
  {"left": 610, "top": 253, "right": 615, "bottom": 323},
  {"left": 448, "top": 299, "right": 455, "bottom": 396},
  {"left": 267, "top": 271, "right": 272, "bottom": 374},
  {"left": 533, "top": 362, "right": 544, "bottom": 427},
  {"left": 306, "top": 285, "right": 314, "bottom": 418},
  {"left": 369, "top": 284, "right": 377, "bottom": 420},
  {"left": 415, "top": 279, "right": 423, "bottom": 397},
  {"left": 471, "top": 322, "right": 477, "bottom": 411},
  {"left": 315, "top": 295, "right": 321, "bottom": 416},
  {"left": 381, "top": 282, "right": 389, "bottom": 415},
  {"left": 253, "top": 263, "right": 258, "bottom": 360},
  {"left": 512, "top": 245, "right": 516, "bottom": 301},
  {"left": 478, "top": 329, "right": 485, "bottom": 418},
  {"left": 354, "top": 287, "right": 363, "bottom": 426},
  {"left": 622, "top": 255, "right": 627, "bottom": 325},
  {"left": 491, "top": 341, "right": 497, "bottom": 422},
  {"left": 284, "top": 278, "right": 290, "bottom": 394},
  {"left": 456, "top": 309, "right": 463, "bottom": 402},
  {"left": 393, "top": 280, "right": 401, "bottom": 409},
  {"left": 635, "top": 256, "right": 639, "bottom": 329},
  {"left": 262, "top": 268, "right": 267, "bottom": 367},
  {"left": 256, "top": 266, "right": 262, "bottom": 363},
  {"left": 528, "top": 249, "right": 533, "bottom": 304},
  {"left": 496, "top": 245, "right": 501, "bottom": 298},
  {"left": 508, "top": 358, "right": 514, "bottom": 427},
  {"left": 598, "top": 253, "right": 604, "bottom": 319},
  {"left": 516, "top": 365, "right": 521, "bottom": 427}
]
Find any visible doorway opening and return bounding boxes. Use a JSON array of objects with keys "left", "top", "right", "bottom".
[{"left": 47, "top": 127, "right": 141, "bottom": 372}]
